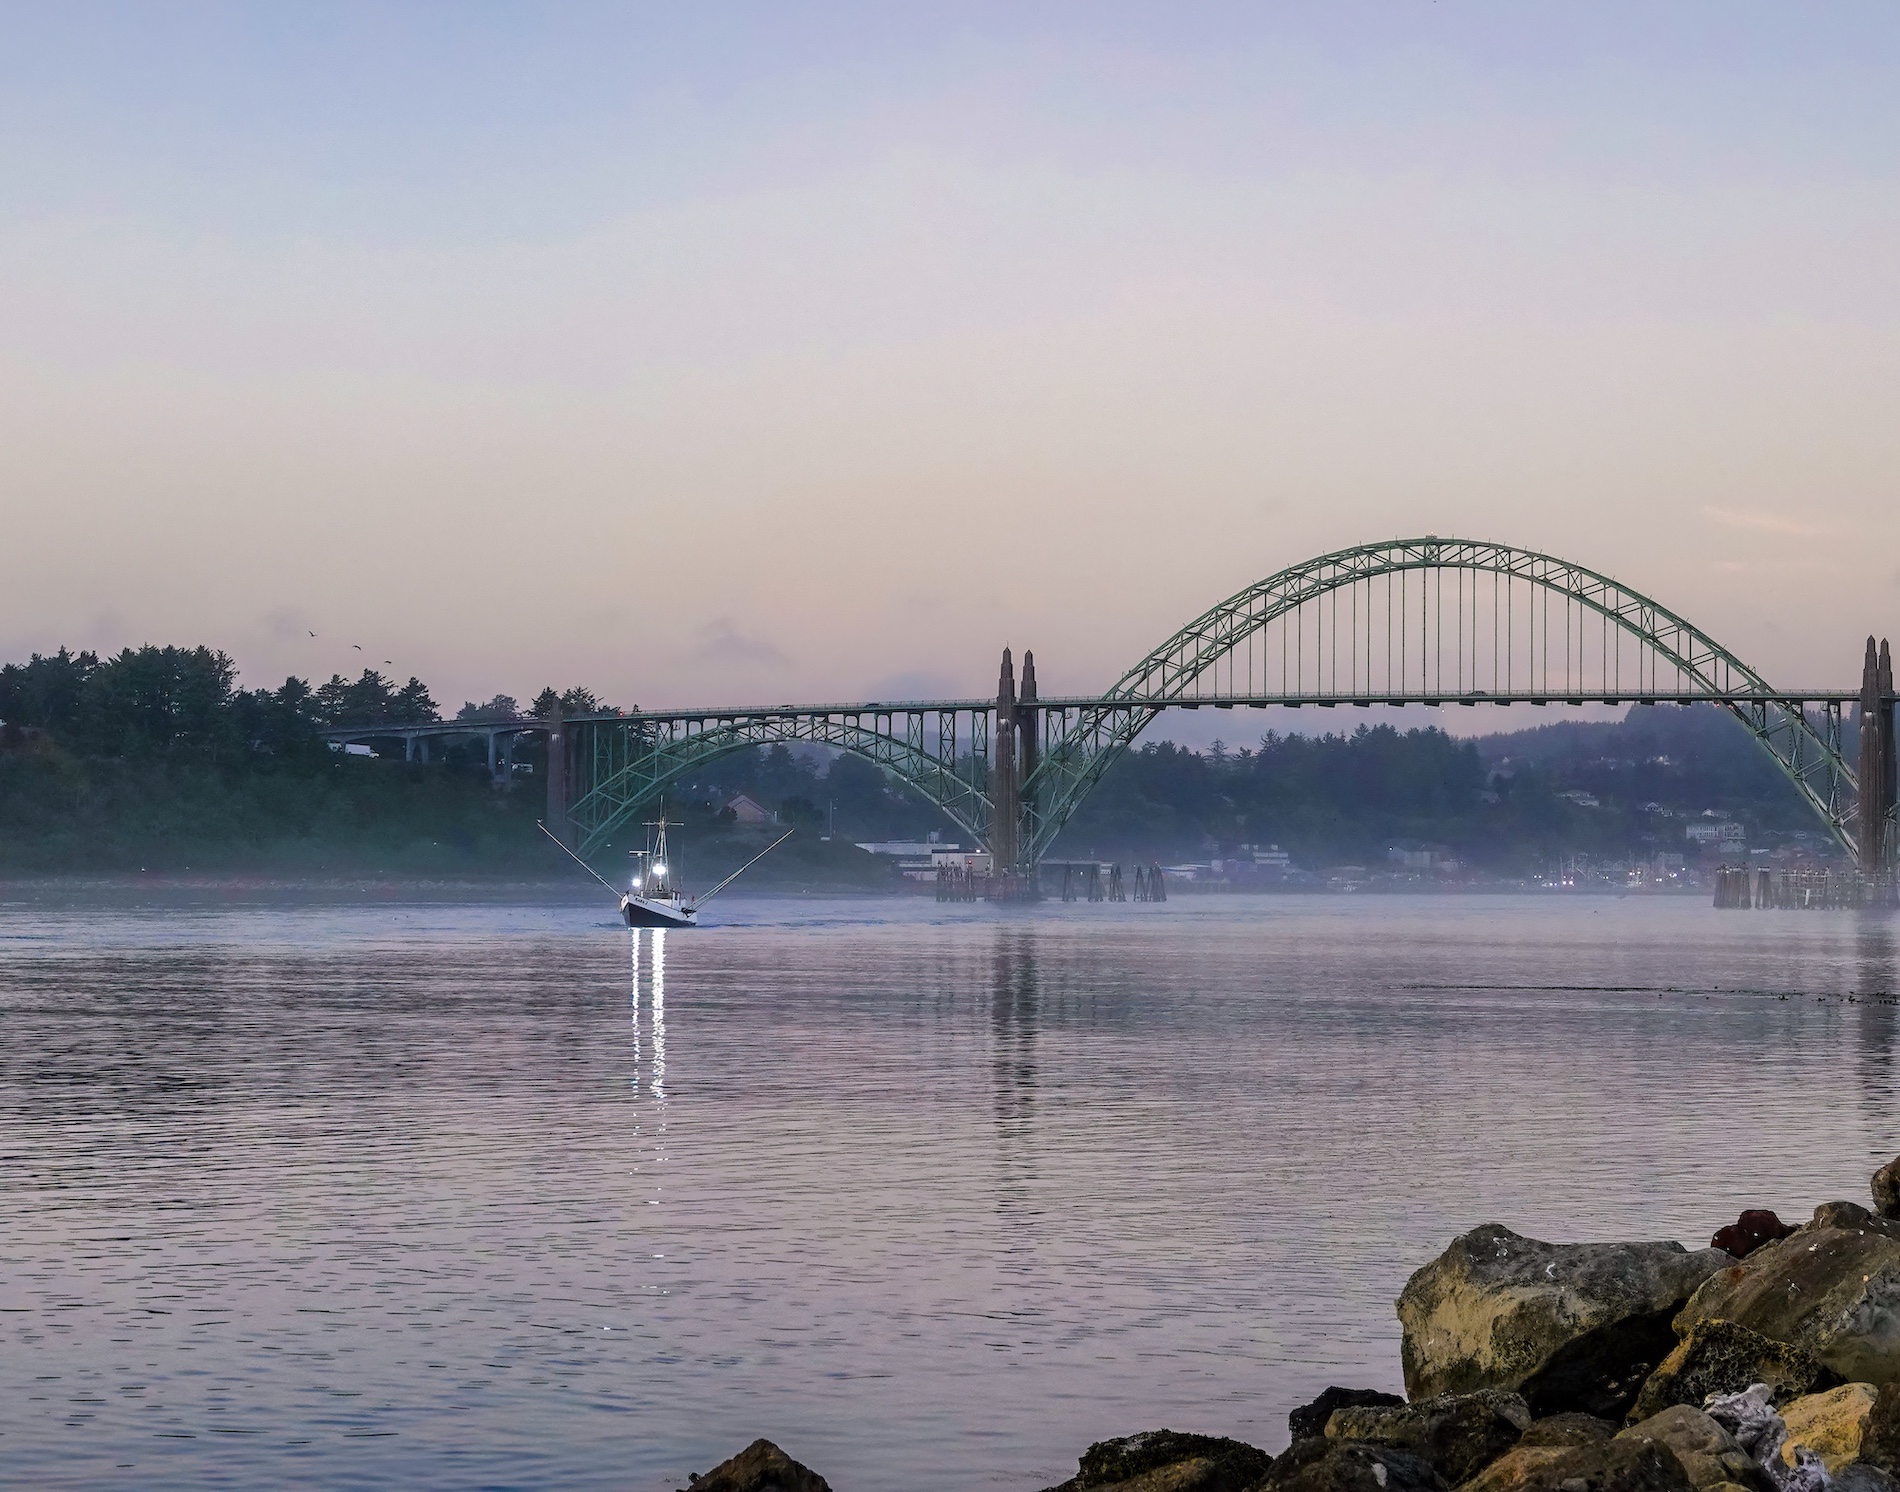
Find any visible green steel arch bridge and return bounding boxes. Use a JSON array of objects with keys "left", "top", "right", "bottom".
[{"left": 324, "top": 539, "right": 1900, "bottom": 875}]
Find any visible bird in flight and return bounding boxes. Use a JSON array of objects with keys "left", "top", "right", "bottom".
[
  {"left": 308, "top": 631, "right": 316, "bottom": 638},
  {"left": 353, "top": 644, "right": 363, "bottom": 651}
]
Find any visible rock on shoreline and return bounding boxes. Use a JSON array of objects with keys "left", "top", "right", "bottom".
[
  {"left": 685, "top": 1157, "right": 1900, "bottom": 1492},
  {"left": 1396, "top": 1225, "right": 1732, "bottom": 1418}
]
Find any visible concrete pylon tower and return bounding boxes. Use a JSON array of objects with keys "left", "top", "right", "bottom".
[
  {"left": 1882, "top": 639, "right": 1897, "bottom": 877},
  {"left": 991, "top": 648, "right": 1018, "bottom": 872},
  {"left": 1017, "top": 650, "right": 1039, "bottom": 856},
  {"left": 1860, "top": 636, "right": 1896, "bottom": 876}
]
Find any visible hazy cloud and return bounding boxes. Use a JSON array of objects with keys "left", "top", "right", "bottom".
[
  {"left": 692, "top": 618, "right": 789, "bottom": 668},
  {"left": 866, "top": 669, "right": 965, "bottom": 701},
  {"left": 1699, "top": 506, "right": 1832, "bottom": 538},
  {"left": 260, "top": 605, "right": 316, "bottom": 641}
]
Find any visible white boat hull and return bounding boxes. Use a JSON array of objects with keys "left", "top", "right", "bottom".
[{"left": 620, "top": 893, "right": 698, "bottom": 928}]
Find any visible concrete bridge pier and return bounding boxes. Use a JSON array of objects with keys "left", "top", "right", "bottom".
[
  {"left": 545, "top": 717, "right": 569, "bottom": 845},
  {"left": 990, "top": 650, "right": 1018, "bottom": 872},
  {"left": 1017, "top": 650, "right": 1039, "bottom": 860},
  {"left": 986, "top": 646, "right": 1043, "bottom": 880},
  {"left": 1861, "top": 637, "right": 1897, "bottom": 878}
]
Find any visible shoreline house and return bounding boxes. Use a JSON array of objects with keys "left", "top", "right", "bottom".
[{"left": 722, "top": 793, "right": 774, "bottom": 827}]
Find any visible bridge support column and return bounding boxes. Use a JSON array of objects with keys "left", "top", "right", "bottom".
[
  {"left": 990, "top": 650, "right": 1018, "bottom": 872},
  {"left": 546, "top": 718, "right": 569, "bottom": 845},
  {"left": 1017, "top": 650, "right": 1039, "bottom": 862},
  {"left": 1859, "top": 637, "right": 1896, "bottom": 880}
]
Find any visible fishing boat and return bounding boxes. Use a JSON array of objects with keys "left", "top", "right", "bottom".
[
  {"left": 622, "top": 814, "right": 697, "bottom": 928},
  {"left": 538, "top": 813, "right": 793, "bottom": 928}
]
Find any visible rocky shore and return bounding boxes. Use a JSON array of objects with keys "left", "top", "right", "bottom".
[{"left": 678, "top": 1159, "right": 1900, "bottom": 1492}]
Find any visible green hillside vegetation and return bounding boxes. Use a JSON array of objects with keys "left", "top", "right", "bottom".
[
  {"left": 0, "top": 646, "right": 546, "bottom": 873},
  {"left": 1057, "top": 705, "right": 1839, "bottom": 868},
  {"left": 0, "top": 644, "right": 908, "bottom": 887}
]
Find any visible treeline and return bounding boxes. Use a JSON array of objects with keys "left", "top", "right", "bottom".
[
  {"left": 0, "top": 645, "right": 621, "bottom": 873},
  {"left": 1059, "top": 725, "right": 1493, "bottom": 865},
  {"left": 0, "top": 646, "right": 432, "bottom": 761},
  {"left": 1056, "top": 706, "right": 1830, "bottom": 868},
  {"left": 0, "top": 646, "right": 628, "bottom": 755},
  {"left": 673, "top": 742, "right": 950, "bottom": 841}
]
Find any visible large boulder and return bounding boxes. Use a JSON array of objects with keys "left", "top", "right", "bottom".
[
  {"left": 1289, "top": 1388, "right": 1406, "bottom": 1444},
  {"left": 680, "top": 1439, "right": 830, "bottom": 1492},
  {"left": 1780, "top": 1383, "right": 1882, "bottom": 1473},
  {"left": 1615, "top": 1406, "right": 1775, "bottom": 1492},
  {"left": 1397, "top": 1225, "right": 1733, "bottom": 1418},
  {"left": 1043, "top": 1430, "right": 1272, "bottom": 1492},
  {"left": 1063, "top": 1461, "right": 1233, "bottom": 1492},
  {"left": 1324, "top": 1390, "right": 1530, "bottom": 1485},
  {"left": 1627, "top": 1319, "right": 1840, "bottom": 1422},
  {"left": 1260, "top": 1441, "right": 1445, "bottom": 1492},
  {"left": 1812, "top": 1202, "right": 1900, "bottom": 1240},
  {"left": 1855, "top": 1385, "right": 1900, "bottom": 1471},
  {"left": 1710, "top": 1212, "right": 1796, "bottom": 1261},
  {"left": 1872, "top": 1159, "right": 1900, "bottom": 1220},
  {"left": 1676, "top": 1216, "right": 1900, "bottom": 1385},
  {"left": 1519, "top": 1414, "right": 1619, "bottom": 1449},
  {"left": 1454, "top": 1434, "right": 1697, "bottom": 1492}
]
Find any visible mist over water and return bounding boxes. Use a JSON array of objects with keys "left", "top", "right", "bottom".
[{"left": 2, "top": 890, "right": 1896, "bottom": 1489}]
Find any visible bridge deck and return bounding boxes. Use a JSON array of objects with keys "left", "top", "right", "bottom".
[{"left": 318, "top": 687, "right": 1876, "bottom": 740}]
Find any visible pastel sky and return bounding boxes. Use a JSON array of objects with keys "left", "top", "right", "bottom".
[{"left": 3, "top": 3, "right": 1897, "bottom": 723}]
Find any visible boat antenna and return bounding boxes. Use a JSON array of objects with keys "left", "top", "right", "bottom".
[
  {"left": 537, "top": 821, "right": 623, "bottom": 900},
  {"left": 695, "top": 829, "right": 795, "bottom": 905}
]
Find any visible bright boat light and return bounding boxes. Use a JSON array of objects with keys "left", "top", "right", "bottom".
[{"left": 653, "top": 862, "right": 666, "bottom": 877}]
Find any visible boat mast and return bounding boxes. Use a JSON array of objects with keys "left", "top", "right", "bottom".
[{"left": 645, "top": 808, "right": 675, "bottom": 898}]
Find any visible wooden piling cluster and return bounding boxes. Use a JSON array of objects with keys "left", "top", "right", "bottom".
[
  {"left": 1050, "top": 861, "right": 1169, "bottom": 902},
  {"left": 1057, "top": 863, "right": 1103, "bottom": 901},
  {"left": 935, "top": 867, "right": 1044, "bottom": 902},
  {"left": 1714, "top": 864, "right": 1880, "bottom": 910},
  {"left": 936, "top": 866, "right": 982, "bottom": 902}
]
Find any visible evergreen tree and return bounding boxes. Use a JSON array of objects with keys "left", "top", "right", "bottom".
[
  {"left": 340, "top": 669, "right": 395, "bottom": 724},
  {"left": 457, "top": 695, "right": 518, "bottom": 722},
  {"left": 391, "top": 678, "right": 439, "bottom": 724}
]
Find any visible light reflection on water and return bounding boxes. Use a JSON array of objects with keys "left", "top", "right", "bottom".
[{"left": 0, "top": 890, "right": 1896, "bottom": 1489}]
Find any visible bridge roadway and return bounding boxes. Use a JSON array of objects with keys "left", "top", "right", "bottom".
[
  {"left": 323, "top": 683, "right": 1872, "bottom": 747},
  {"left": 320, "top": 686, "right": 1871, "bottom": 773}
]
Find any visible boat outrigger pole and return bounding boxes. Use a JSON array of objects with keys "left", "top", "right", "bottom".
[
  {"left": 538, "top": 820, "right": 623, "bottom": 899},
  {"left": 694, "top": 830, "right": 795, "bottom": 905}
]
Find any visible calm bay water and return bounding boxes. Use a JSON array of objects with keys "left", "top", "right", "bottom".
[{"left": 2, "top": 888, "right": 1897, "bottom": 1489}]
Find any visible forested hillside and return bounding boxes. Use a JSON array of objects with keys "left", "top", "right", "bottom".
[
  {"left": 0, "top": 647, "right": 558, "bottom": 873},
  {"left": 1056, "top": 705, "right": 1839, "bottom": 868}
]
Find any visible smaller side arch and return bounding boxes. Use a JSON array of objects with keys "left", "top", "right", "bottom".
[{"left": 565, "top": 715, "right": 993, "bottom": 859}]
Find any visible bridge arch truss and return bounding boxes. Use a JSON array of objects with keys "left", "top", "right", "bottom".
[{"left": 1026, "top": 538, "right": 1858, "bottom": 861}]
